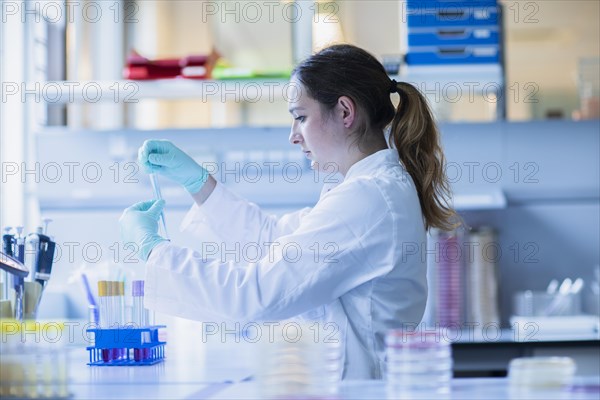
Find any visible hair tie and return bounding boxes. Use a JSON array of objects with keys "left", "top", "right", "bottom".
[{"left": 389, "top": 79, "right": 399, "bottom": 94}]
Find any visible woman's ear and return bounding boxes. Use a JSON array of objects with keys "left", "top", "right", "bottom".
[{"left": 337, "top": 96, "right": 356, "bottom": 129}]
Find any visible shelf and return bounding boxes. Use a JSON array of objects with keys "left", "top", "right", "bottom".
[
  {"left": 453, "top": 188, "right": 506, "bottom": 211},
  {"left": 29, "top": 64, "right": 502, "bottom": 105},
  {"left": 28, "top": 78, "right": 291, "bottom": 105},
  {"left": 399, "top": 64, "right": 502, "bottom": 83}
]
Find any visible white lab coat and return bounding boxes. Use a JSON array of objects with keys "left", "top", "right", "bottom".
[{"left": 144, "top": 149, "right": 427, "bottom": 379}]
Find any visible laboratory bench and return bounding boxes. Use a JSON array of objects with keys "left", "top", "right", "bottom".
[{"left": 58, "top": 340, "right": 599, "bottom": 399}]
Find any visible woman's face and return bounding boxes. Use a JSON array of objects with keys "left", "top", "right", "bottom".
[{"left": 287, "top": 79, "right": 349, "bottom": 174}]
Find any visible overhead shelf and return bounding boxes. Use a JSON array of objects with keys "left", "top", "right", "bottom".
[
  {"left": 26, "top": 78, "right": 293, "bottom": 105},
  {"left": 453, "top": 188, "right": 507, "bottom": 211},
  {"left": 397, "top": 64, "right": 503, "bottom": 92},
  {"left": 28, "top": 64, "right": 503, "bottom": 105}
]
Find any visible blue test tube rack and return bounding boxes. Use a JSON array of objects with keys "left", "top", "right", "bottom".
[{"left": 86, "top": 325, "right": 166, "bottom": 366}]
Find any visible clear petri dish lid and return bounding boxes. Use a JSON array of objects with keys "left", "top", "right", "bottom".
[{"left": 508, "top": 357, "right": 576, "bottom": 387}]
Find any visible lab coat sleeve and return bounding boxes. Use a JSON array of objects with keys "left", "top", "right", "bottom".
[
  {"left": 179, "top": 182, "right": 311, "bottom": 248},
  {"left": 144, "top": 178, "right": 394, "bottom": 323}
]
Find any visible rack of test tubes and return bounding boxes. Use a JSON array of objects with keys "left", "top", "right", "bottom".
[{"left": 86, "top": 280, "right": 167, "bottom": 366}]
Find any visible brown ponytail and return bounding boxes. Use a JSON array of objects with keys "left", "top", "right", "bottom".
[
  {"left": 292, "top": 44, "right": 458, "bottom": 231},
  {"left": 390, "top": 82, "right": 458, "bottom": 231}
]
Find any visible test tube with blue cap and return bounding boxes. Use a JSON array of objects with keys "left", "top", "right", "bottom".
[{"left": 149, "top": 174, "right": 169, "bottom": 240}]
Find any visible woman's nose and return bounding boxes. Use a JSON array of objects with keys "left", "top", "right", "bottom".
[{"left": 289, "top": 129, "right": 302, "bottom": 145}]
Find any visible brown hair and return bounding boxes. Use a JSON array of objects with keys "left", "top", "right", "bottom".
[{"left": 292, "top": 44, "right": 457, "bottom": 231}]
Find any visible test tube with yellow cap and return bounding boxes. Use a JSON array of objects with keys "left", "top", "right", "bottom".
[{"left": 97, "top": 281, "right": 107, "bottom": 328}]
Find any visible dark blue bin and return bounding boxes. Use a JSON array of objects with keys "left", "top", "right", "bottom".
[
  {"left": 406, "top": 3, "right": 499, "bottom": 27},
  {"left": 406, "top": 45, "right": 500, "bottom": 65},
  {"left": 408, "top": 26, "right": 499, "bottom": 46}
]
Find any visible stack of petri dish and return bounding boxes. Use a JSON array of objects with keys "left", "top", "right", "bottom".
[
  {"left": 257, "top": 324, "right": 342, "bottom": 399},
  {"left": 0, "top": 320, "right": 70, "bottom": 398},
  {"left": 386, "top": 330, "right": 453, "bottom": 396},
  {"left": 436, "top": 231, "right": 463, "bottom": 328},
  {"left": 508, "top": 357, "right": 576, "bottom": 391}
]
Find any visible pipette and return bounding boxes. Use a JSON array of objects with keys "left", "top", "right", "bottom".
[{"left": 149, "top": 174, "right": 169, "bottom": 239}]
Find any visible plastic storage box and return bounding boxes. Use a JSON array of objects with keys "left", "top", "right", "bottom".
[{"left": 405, "top": 0, "right": 501, "bottom": 66}]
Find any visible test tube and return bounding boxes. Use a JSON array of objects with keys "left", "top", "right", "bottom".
[
  {"left": 109, "top": 281, "right": 122, "bottom": 361},
  {"left": 132, "top": 280, "right": 150, "bottom": 362},
  {"left": 107, "top": 282, "right": 114, "bottom": 328},
  {"left": 117, "top": 281, "right": 126, "bottom": 359},
  {"left": 97, "top": 281, "right": 107, "bottom": 328},
  {"left": 132, "top": 280, "right": 148, "bottom": 327},
  {"left": 149, "top": 174, "right": 169, "bottom": 239},
  {"left": 118, "top": 281, "right": 125, "bottom": 327},
  {"left": 97, "top": 281, "right": 111, "bottom": 362}
]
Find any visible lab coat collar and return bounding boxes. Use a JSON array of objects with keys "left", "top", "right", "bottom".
[{"left": 344, "top": 149, "right": 400, "bottom": 181}]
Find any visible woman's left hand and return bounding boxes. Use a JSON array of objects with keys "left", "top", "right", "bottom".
[{"left": 119, "top": 199, "right": 168, "bottom": 261}]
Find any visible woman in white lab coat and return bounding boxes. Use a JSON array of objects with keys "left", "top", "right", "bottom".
[{"left": 120, "top": 44, "right": 457, "bottom": 379}]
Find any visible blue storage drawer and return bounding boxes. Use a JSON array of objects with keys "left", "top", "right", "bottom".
[
  {"left": 406, "top": 45, "right": 500, "bottom": 65},
  {"left": 407, "top": 3, "right": 499, "bottom": 27},
  {"left": 407, "top": 0, "right": 497, "bottom": 5},
  {"left": 408, "top": 26, "right": 499, "bottom": 46}
]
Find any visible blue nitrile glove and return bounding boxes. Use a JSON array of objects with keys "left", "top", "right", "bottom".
[
  {"left": 119, "top": 199, "right": 168, "bottom": 261},
  {"left": 138, "top": 140, "right": 209, "bottom": 194}
]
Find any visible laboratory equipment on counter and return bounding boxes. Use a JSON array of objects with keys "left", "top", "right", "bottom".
[
  {"left": 257, "top": 324, "right": 342, "bottom": 398},
  {"left": 13, "top": 228, "right": 26, "bottom": 321},
  {"left": 89, "top": 280, "right": 166, "bottom": 366},
  {"left": 513, "top": 277, "right": 585, "bottom": 318},
  {"left": 386, "top": 330, "right": 453, "bottom": 395},
  {"left": 86, "top": 325, "right": 167, "bottom": 366},
  {"left": 465, "top": 227, "right": 500, "bottom": 326},
  {"left": 0, "top": 320, "right": 70, "bottom": 398},
  {"left": 0, "top": 251, "right": 29, "bottom": 278},
  {"left": 1, "top": 232, "right": 28, "bottom": 320},
  {"left": 149, "top": 173, "right": 169, "bottom": 239},
  {"left": 508, "top": 357, "right": 576, "bottom": 390},
  {"left": 97, "top": 281, "right": 108, "bottom": 328},
  {"left": 132, "top": 280, "right": 149, "bottom": 327},
  {"left": 81, "top": 273, "right": 99, "bottom": 324},
  {"left": 1, "top": 227, "right": 12, "bottom": 302},
  {"left": 97, "top": 281, "right": 125, "bottom": 328},
  {"left": 25, "top": 227, "right": 56, "bottom": 288}
]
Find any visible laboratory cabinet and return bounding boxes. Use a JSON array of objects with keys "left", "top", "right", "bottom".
[{"left": 452, "top": 335, "right": 600, "bottom": 377}]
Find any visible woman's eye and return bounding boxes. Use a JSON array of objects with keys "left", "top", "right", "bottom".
[{"left": 294, "top": 116, "right": 305, "bottom": 122}]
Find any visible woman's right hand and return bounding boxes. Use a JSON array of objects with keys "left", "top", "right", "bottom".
[{"left": 138, "top": 140, "right": 209, "bottom": 194}]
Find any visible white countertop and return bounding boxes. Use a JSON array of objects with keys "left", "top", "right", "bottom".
[
  {"left": 4, "top": 319, "right": 598, "bottom": 400},
  {"left": 211, "top": 377, "right": 600, "bottom": 400},
  {"left": 62, "top": 340, "right": 600, "bottom": 400}
]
